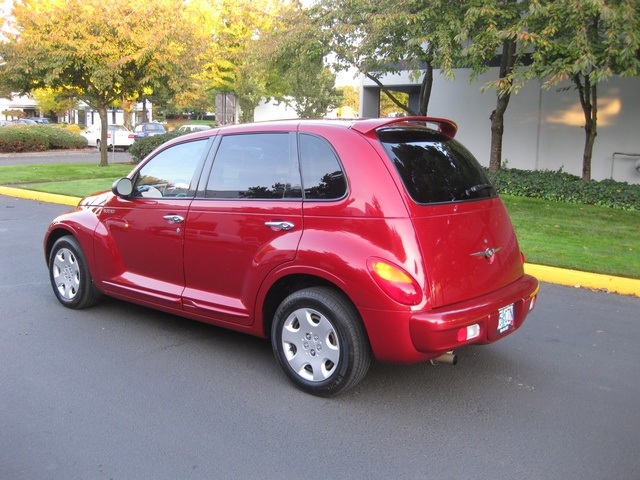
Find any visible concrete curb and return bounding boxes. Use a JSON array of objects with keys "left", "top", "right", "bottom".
[
  {"left": 2, "top": 186, "right": 639, "bottom": 298},
  {"left": 524, "top": 263, "right": 640, "bottom": 298},
  {"left": 0, "top": 185, "right": 80, "bottom": 206}
]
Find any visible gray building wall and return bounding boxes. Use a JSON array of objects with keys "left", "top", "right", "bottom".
[{"left": 360, "top": 69, "right": 640, "bottom": 184}]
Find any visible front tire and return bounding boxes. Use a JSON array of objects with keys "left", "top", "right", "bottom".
[
  {"left": 271, "top": 287, "right": 371, "bottom": 397},
  {"left": 49, "top": 235, "right": 102, "bottom": 309}
]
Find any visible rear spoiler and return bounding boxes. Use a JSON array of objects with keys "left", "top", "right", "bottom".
[{"left": 351, "top": 116, "right": 458, "bottom": 139}]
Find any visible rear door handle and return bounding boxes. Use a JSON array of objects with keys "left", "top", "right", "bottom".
[
  {"left": 265, "top": 221, "right": 294, "bottom": 231},
  {"left": 163, "top": 214, "right": 185, "bottom": 224}
]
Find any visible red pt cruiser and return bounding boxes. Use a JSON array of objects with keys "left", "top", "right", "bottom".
[{"left": 44, "top": 117, "right": 539, "bottom": 396}]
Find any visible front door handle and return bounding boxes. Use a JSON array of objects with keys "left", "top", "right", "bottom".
[
  {"left": 265, "top": 221, "right": 294, "bottom": 231},
  {"left": 163, "top": 214, "right": 185, "bottom": 224}
]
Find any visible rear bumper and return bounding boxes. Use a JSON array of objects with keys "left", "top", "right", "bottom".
[
  {"left": 360, "top": 274, "right": 539, "bottom": 364},
  {"left": 410, "top": 274, "right": 539, "bottom": 354}
]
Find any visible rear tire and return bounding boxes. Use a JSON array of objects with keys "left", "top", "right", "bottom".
[
  {"left": 271, "top": 287, "right": 371, "bottom": 397},
  {"left": 49, "top": 235, "right": 102, "bottom": 309}
]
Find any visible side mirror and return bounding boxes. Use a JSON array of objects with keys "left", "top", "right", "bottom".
[{"left": 112, "top": 177, "right": 134, "bottom": 197}]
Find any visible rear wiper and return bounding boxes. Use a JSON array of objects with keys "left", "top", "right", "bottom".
[{"left": 465, "top": 183, "right": 494, "bottom": 197}]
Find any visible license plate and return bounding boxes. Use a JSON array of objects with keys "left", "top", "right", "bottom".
[{"left": 497, "top": 304, "right": 515, "bottom": 334}]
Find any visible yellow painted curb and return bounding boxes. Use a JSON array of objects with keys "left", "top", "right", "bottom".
[
  {"left": 1, "top": 186, "right": 638, "bottom": 298},
  {"left": 0, "top": 186, "right": 80, "bottom": 207},
  {"left": 525, "top": 263, "right": 640, "bottom": 298}
]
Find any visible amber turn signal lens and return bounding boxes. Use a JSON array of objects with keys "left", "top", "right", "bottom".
[{"left": 367, "top": 258, "right": 423, "bottom": 306}]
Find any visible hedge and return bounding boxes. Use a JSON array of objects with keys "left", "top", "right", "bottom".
[
  {"left": 487, "top": 167, "right": 640, "bottom": 211},
  {"left": 0, "top": 124, "right": 87, "bottom": 153}
]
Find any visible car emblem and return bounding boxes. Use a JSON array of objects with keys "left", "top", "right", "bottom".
[{"left": 470, "top": 246, "right": 503, "bottom": 259}]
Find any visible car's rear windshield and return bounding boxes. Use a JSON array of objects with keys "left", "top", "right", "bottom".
[{"left": 378, "top": 127, "right": 497, "bottom": 205}]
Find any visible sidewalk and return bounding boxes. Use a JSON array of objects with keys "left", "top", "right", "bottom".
[{"left": 1, "top": 185, "right": 639, "bottom": 298}]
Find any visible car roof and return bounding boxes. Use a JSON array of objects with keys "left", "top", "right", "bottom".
[
  {"left": 216, "top": 117, "right": 457, "bottom": 136},
  {"left": 160, "top": 116, "right": 458, "bottom": 149}
]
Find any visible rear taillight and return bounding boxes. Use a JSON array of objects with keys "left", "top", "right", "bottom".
[{"left": 367, "top": 258, "right": 423, "bottom": 305}]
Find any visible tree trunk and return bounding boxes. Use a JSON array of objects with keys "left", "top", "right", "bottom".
[
  {"left": 489, "top": 38, "right": 517, "bottom": 172},
  {"left": 121, "top": 96, "right": 135, "bottom": 130},
  {"left": 98, "top": 106, "right": 109, "bottom": 167},
  {"left": 418, "top": 62, "right": 433, "bottom": 116},
  {"left": 489, "top": 91, "right": 511, "bottom": 172},
  {"left": 574, "top": 74, "right": 597, "bottom": 181}
]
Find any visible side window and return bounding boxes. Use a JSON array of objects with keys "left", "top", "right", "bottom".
[
  {"left": 299, "top": 134, "right": 346, "bottom": 200},
  {"left": 205, "top": 133, "right": 301, "bottom": 199},
  {"left": 133, "top": 139, "right": 208, "bottom": 198}
]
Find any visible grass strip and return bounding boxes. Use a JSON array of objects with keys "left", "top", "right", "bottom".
[
  {"left": 503, "top": 195, "right": 639, "bottom": 279},
  {"left": 0, "top": 163, "right": 132, "bottom": 184}
]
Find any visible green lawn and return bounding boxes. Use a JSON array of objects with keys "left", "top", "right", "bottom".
[
  {"left": 0, "top": 163, "right": 133, "bottom": 198},
  {"left": 0, "top": 163, "right": 133, "bottom": 184},
  {"left": 502, "top": 195, "right": 639, "bottom": 279},
  {"left": 1, "top": 163, "right": 638, "bottom": 279}
]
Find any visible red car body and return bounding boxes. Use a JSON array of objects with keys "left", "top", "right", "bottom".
[{"left": 45, "top": 117, "right": 538, "bottom": 395}]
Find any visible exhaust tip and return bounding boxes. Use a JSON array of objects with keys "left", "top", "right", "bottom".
[{"left": 431, "top": 352, "right": 458, "bottom": 366}]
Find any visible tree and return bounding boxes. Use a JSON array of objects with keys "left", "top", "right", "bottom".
[
  {"left": 339, "top": 85, "right": 360, "bottom": 114},
  {"left": 33, "top": 88, "right": 78, "bottom": 121},
  {"left": 204, "top": 0, "right": 293, "bottom": 123},
  {"left": 260, "top": 2, "right": 341, "bottom": 118},
  {"left": 519, "top": 0, "right": 640, "bottom": 181},
  {"left": 459, "top": 0, "right": 532, "bottom": 172},
  {"left": 0, "top": 0, "right": 209, "bottom": 165},
  {"left": 309, "top": 0, "right": 466, "bottom": 116},
  {"left": 2, "top": 109, "right": 25, "bottom": 120},
  {"left": 166, "top": 79, "right": 217, "bottom": 121},
  {"left": 380, "top": 91, "right": 409, "bottom": 117},
  {"left": 289, "top": 64, "right": 341, "bottom": 118}
]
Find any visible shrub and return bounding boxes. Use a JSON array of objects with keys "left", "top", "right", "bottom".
[
  {"left": 0, "top": 125, "right": 50, "bottom": 152},
  {"left": 37, "top": 125, "right": 88, "bottom": 149},
  {"left": 0, "top": 124, "right": 87, "bottom": 152},
  {"left": 62, "top": 123, "right": 83, "bottom": 135},
  {"left": 128, "top": 130, "right": 187, "bottom": 164},
  {"left": 487, "top": 168, "right": 640, "bottom": 211}
]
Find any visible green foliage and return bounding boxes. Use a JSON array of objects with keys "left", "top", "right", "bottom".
[
  {"left": 307, "top": 0, "right": 468, "bottom": 115},
  {"left": 0, "top": 0, "right": 210, "bottom": 165},
  {"left": 128, "top": 130, "right": 187, "bottom": 164},
  {"left": 513, "top": 0, "right": 640, "bottom": 180},
  {"left": 0, "top": 125, "right": 87, "bottom": 153},
  {"left": 0, "top": 126, "right": 49, "bottom": 152},
  {"left": 287, "top": 64, "right": 341, "bottom": 118},
  {"left": 36, "top": 126, "right": 88, "bottom": 149},
  {"left": 488, "top": 168, "right": 640, "bottom": 211}
]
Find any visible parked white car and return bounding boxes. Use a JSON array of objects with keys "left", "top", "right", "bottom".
[
  {"left": 178, "top": 124, "right": 212, "bottom": 133},
  {"left": 82, "top": 124, "right": 135, "bottom": 150}
]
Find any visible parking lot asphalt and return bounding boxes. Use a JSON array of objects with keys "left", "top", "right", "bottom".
[{"left": 0, "top": 185, "right": 638, "bottom": 298}]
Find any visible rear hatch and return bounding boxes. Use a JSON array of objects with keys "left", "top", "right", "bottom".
[{"left": 377, "top": 125, "right": 524, "bottom": 308}]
